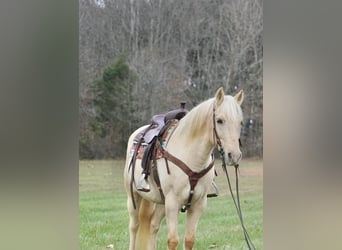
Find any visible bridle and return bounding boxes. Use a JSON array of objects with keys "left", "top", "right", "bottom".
[
  {"left": 213, "top": 105, "right": 242, "bottom": 163},
  {"left": 212, "top": 105, "right": 223, "bottom": 153},
  {"left": 212, "top": 103, "right": 256, "bottom": 250}
]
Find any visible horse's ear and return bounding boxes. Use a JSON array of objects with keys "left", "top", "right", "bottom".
[
  {"left": 215, "top": 87, "right": 225, "bottom": 106},
  {"left": 234, "top": 89, "right": 244, "bottom": 105}
]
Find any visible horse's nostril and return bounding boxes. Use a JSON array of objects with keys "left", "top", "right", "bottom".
[
  {"left": 228, "top": 152, "right": 232, "bottom": 159},
  {"left": 237, "top": 153, "right": 242, "bottom": 162}
]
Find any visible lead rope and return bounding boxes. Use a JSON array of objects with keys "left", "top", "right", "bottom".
[
  {"left": 213, "top": 104, "right": 255, "bottom": 249},
  {"left": 219, "top": 149, "right": 256, "bottom": 250}
]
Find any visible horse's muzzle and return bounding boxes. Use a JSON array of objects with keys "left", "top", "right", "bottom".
[{"left": 227, "top": 152, "right": 242, "bottom": 166}]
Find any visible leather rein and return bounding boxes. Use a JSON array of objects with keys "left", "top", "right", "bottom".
[{"left": 213, "top": 105, "right": 256, "bottom": 250}]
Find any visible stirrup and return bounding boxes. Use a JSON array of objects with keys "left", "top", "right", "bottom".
[
  {"left": 137, "top": 173, "right": 150, "bottom": 192},
  {"left": 207, "top": 181, "right": 219, "bottom": 198}
]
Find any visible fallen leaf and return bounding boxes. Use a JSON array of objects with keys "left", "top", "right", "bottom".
[
  {"left": 209, "top": 243, "right": 217, "bottom": 248},
  {"left": 106, "top": 244, "right": 114, "bottom": 249}
]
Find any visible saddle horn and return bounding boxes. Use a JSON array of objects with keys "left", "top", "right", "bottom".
[{"left": 164, "top": 102, "right": 189, "bottom": 122}]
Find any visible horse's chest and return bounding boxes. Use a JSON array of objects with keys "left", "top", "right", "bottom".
[{"left": 162, "top": 168, "right": 211, "bottom": 199}]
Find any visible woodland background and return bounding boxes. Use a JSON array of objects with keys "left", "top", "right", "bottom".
[{"left": 79, "top": 0, "right": 263, "bottom": 159}]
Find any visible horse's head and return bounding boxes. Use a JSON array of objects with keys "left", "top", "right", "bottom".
[{"left": 213, "top": 87, "right": 244, "bottom": 166}]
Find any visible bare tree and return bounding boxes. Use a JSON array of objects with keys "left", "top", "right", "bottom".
[{"left": 79, "top": 0, "right": 263, "bottom": 158}]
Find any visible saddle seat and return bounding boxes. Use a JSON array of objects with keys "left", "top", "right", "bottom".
[
  {"left": 142, "top": 114, "right": 165, "bottom": 144},
  {"left": 134, "top": 103, "right": 188, "bottom": 144}
]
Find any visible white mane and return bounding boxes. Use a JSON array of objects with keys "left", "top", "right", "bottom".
[{"left": 175, "top": 95, "right": 243, "bottom": 142}]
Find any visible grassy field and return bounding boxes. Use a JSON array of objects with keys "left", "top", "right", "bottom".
[{"left": 79, "top": 159, "right": 263, "bottom": 250}]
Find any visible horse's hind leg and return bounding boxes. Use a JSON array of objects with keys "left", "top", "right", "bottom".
[
  {"left": 127, "top": 195, "right": 141, "bottom": 250},
  {"left": 146, "top": 204, "right": 165, "bottom": 250}
]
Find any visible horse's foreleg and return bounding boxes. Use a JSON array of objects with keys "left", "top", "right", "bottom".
[
  {"left": 165, "top": 195, "right": 180, "bottom": 250},
  {"left": 127, "top": 195, "right": 141, "bottom": 250},
  {"left": 184, "top": 198, "right": 207, "bottom": 250},
  {"left": 146, "top": 204, "right": 165, "bottom": 250}
]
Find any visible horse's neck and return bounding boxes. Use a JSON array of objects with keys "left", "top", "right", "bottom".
[{"left": 167, "top": 116, "right": 214, "bottom": 172}]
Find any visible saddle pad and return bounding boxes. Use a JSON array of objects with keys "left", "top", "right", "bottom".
[
  {"left": 131, "top": 142, "right": 162, "bottom": 159},
  {"left": 131, "top": 119, "right": 178, "bottom": 160}
]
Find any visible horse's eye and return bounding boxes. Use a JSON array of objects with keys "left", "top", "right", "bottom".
[{"left": 216, "top": 118, "right": 223, "bottom": 124}]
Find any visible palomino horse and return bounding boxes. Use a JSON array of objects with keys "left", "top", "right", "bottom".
[{"left": 124, "top": 87, "right": 244, "bottom": 250}]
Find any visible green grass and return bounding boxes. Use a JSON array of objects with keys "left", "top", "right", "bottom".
[{"left": 80, "top": 160, "right": 263, "bottom": 250}]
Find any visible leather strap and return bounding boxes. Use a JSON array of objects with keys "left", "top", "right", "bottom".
[
  {"left": 213, "top": 105, "right": 223, "bottom": 150},
  {"left": 162, "top": 149, "right": 215, "bottom": 182},
  {"left": 128, "top": 125, "right": 152, "bottom": 209},
  {"left": 156, "top": 140, "right": 215, "bottom": 212},
  {"left": 151, "top": 158, "right": 165, "bottom": 201}
]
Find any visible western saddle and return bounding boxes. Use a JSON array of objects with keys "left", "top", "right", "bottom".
[{"left": 130, "top": 102, "right": 188, "bottom": 192}]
